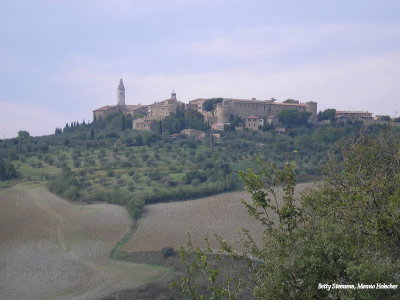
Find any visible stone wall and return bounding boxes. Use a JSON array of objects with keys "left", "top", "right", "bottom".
[{"left": 214, "top": 99, "right": 317, "bottom": 124}]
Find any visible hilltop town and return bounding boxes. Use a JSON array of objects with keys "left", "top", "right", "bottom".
[
  {"left": 2, "top": 79, "right": 399, "bottom": 300},
  {"left": 93, "top": 79, "right": 385, "bottom": 135}
]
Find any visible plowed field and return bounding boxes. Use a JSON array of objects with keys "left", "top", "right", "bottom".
[
  {"left": 123, "top": 182, "right": 313, "bottom": 252},
  {"left": 0, "top": 184, "right": 172, "bottom": 300}
]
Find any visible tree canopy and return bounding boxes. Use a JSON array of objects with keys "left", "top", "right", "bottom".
[
  {"left": 318, "top": 108, "right": 336, "bottom": 121},
  {"left": 203, "top": 98, "right": 223, "bottom": 112},
  {"left": 162, "top": 108, "right": 208, "bottom": 133},
  {"left": 0, "top": 159, "right": 18, "bottom": 181},
  {"left": 283, "top": 99, "right": 298, "bottom": 104},
  {"left": 17, "top": 130, "right": 30, "bottom": 139},
  {"left": 277, "top": 109, "right": 311, "bottom": 127}
]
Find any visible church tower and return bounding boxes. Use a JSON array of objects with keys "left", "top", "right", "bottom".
[{"left": 117, "top": 78, "right": 125, "bottom": 106}]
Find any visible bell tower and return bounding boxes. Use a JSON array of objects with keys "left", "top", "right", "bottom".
[
  {"left": 117, "top": 78, "right": 125, "bottom": 106},
  {"left": 171, "top": 89, "right": 177, "bottom": 100}
]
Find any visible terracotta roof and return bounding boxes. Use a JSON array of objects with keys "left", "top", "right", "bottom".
[
  {"left": 93, "top": 105, "right": 112, "bottom": 111},
  {"left": 244, "top": 116, "right": 262, "bottom": 119},
  {"left": 271, "top": 102, "right": 305, "bottom": 106},
  {"left": 336, "top": 111, "right": 371, "bottom": 114},
  {"left": 189, "top": 98, "right": 207, "bottom": 104},
  {"left": 125, "top": 105, "right": 148, "bottom": 110},
  {"left": 224, "top": 98, "right": 261, "bottom": 102},
  {"left": 225, "top": 98, "right": 306, "bottom": 106},
  {"left": 135, "top": 118, "right": 157, "bottom": 124}
]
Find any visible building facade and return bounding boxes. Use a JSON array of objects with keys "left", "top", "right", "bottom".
[
  {"left": 336, "top": 111, "right": 373, "bottom": 121},
  {"left": 133, "top": 117, "right": 158, "bottom": 131},
  {"left": 148, "top": 91, "right": 185, "bottom": 120},
  {"left": 214, "top": 99, "right": 317, "bottom": 124},
  {"left": 206, "top": 98, "right": 317, "bottom": 129},
  {"left": 244, "top": 116, "right": 264, "bottom": 131}
]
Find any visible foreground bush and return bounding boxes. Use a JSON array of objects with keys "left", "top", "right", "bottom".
[{"left": 178, "top": 128, "right": 400, "bottom": 299}]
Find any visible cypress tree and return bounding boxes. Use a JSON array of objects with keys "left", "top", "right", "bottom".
[{"left": 121, "top": 114, "right": 126, "bottom": 131}]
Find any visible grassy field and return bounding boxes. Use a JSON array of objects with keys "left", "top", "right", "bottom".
[
  {"left": 0, "top": 184, "right": 174, "bottom": 300},
  {"left": 123, "top": 182, "right": 314, "bottom": 252}
]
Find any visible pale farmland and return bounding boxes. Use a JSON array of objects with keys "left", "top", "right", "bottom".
[
  {"left": 0, "top": 184, "right": 172, "bottom": 300},
  {"left": 123, "top": 182, "right": 314, "bottom": 252}
]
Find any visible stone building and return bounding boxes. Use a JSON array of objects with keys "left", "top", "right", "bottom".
[
  {"left": 335, "top": 111, "right": 373, "bottom": 121},
  {"left": 214, "top": 98, "right": 318, "bottom": 125},
  {"left": 148, "top": 91, "right": 185, "bottom": 120},
  {"left": 93, "top": 78, "right": 149, "bottom": 121},
  {"left": 188, "top": 98, "right": 218, "bottom": 123},
  {"left": 244, "top": 116, "right": 264, "bottom": 131},
  {"left": 180, "top": 129, "right": 206, "bottom": 140},
  {"left": 92, "top": 105, "right": 114, "bottom": 120},
  {"left": 187, "top": 98, "right": 208, "bottom": 111},
  {"left": 133, "top": 117, "right": 158, "bottom": 132}
]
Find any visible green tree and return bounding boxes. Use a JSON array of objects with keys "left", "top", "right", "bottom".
[
  {"left": 0, "top": 159, "right": 18, "bottom": 180},
  {"left": 127, "top": 197, "right": 145, "bottom": 219},
  {"left": 380, "top": 115, "right": 391, "bottom": 121},
  {"left": 18, "top": 130, "right": 30, "bottom": 139},
  {"left": 163, "top": 108, "right": 185, "bottom": 133},
  {"left": 120, "top": 114, "right": 126, "bottom": 131},
  {"left": 162, "top": 107, "right": 207, "bottom": 133},
  {"left": 125, "top": 114, "right": 133, "bottom": 129},
  {"left": 283, "top": 98, "right": 298, "bottom": 103},
  {"left": 318, "top": 108, "right": 336, "bottom": 121},
  {"left": 203, "top": 98, "right": 223, "bottom": 112},
  {"left": 185, "top": 109, "right": 207, "bottom": 131},
  {"left": 277, "top": 109, "right": 311, "bottom": 127},
  {"left": 224, "top": 116, "right": 242, "bottom": 132}
]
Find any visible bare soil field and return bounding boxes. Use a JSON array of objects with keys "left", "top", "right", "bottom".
[
  {"left": 0, "top": 184, "right": 172, "bottom": 300},
  {"left": 123, "top": 182, "right": 315, "bottom": 252}
]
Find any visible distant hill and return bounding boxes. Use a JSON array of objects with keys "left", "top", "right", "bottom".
[{"left": 1, "top": 112, "right": 398, "bottom": 219}]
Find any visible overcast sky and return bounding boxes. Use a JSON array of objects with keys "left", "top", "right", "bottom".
[{"left": 1, "top": 0, "right": 399, "bottom": 138}]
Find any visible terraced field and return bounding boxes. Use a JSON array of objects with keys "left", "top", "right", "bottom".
[
  {"left": 123, "top": 182, "right": 314, "bottom": 252},
  {"left": 0, "top": 184, "right": 172, "bottom": 300}
]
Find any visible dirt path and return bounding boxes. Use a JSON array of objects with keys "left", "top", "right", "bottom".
[
  {"left": 0, "top": 184, "right": 172, "bottom": 300},
  {"left": 123, "top": 182, "right": 315, "bottom": 252}
]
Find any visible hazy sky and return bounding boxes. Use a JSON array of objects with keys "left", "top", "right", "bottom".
[{"left": 1, "top": 0, "right": 399, "bottom": 138}]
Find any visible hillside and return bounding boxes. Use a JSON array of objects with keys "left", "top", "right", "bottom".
[
  {"left": 0, "top": 112, "right": 385, "bottom": 213},
  {"left": 0, "top": 184, "right": 172, "bottom": 300}
]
